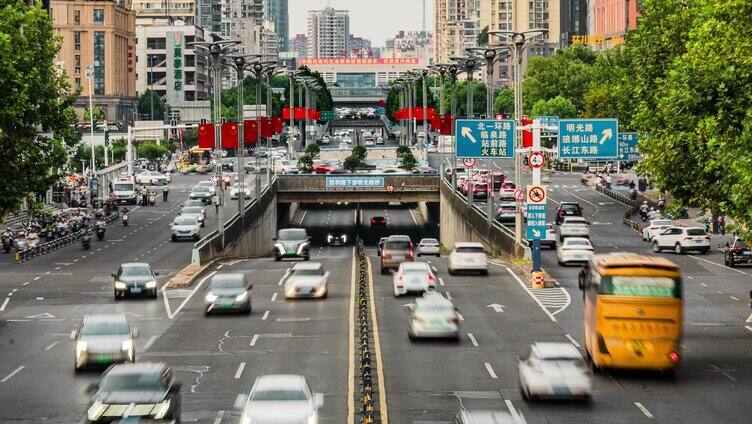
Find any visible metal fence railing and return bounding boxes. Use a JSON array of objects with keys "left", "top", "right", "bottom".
[{"left": 594, "top": 184, "right": 642, "bottom": 233}]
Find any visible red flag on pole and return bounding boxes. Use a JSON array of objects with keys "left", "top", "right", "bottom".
[
  {"left": 272, "top": 117, "right": 283, "bottom": 134},
  {"left": 260, "top": 117, "right": 274, "bottom": 138},
  {"left": 243, "top": 120, "right": 258, "bottom": 144},
  {"left": 221, "top": 122, "right": 239, "bottom": 149},
  {"left": 198, "top": 123, "right": 214, "bottom": 148},
  {"left": 282, "top": 107, "right": 291, "bottom": 120},
  {"left": 521, "top": 116, "right": 533, "bottom": 148}
]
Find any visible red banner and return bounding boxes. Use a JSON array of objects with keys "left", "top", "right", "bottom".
[
  {"left": 521, "top": 116, "right": 533, "bottom": 148},
  {"left": 260, "top": 117, "right": 274, "bottom": 138},
  {"left": 243, "top": 120, "right": 258, "bottom": 144},
  {"left": 197, "top": 123, "right": 214, "bottom": 148},
  {"left": 440, "top": 114, "right": 454, "bottom": 136},
  {"left": 221, "top": 122, "right": 239, "bottom": 149},
  {"left": 272, "top": 117, "right": 283, "bottom": 134}
]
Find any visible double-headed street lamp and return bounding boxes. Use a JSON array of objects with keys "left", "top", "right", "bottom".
[
  {"left": 488, "top": 29, "right": 547, "bottom": 244},
  {"left": 247, "top": 60, "right": 279, "bottom": 194},
  {"left": 450, "top": 56, "right": 483, "bottom": 120}
]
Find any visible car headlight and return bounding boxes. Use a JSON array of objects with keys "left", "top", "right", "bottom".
[
  {"left": 145, "top": 281, "right": 157, "bottom": 289},
  {"left": 152, "top": 398, "right": 171, "bottom": 419},
  {"left": 197, "top": 215, "right": 204, "bottom": 221},
  {"left": 240, "top": 416, "right": 252, "bottom": 424},
  {"left": 275, "top": 243, "right": 285, "bottom": 255},
  {"left": 342, "top": 234, "right": 347, "bottom": 243},
  {"left": 121, "top": 339, "right": 133, "bottom": 352},
  {"left": 87, "top": 401, "right": 108, "bottom": 420},
  {"left": 235, "top": 292, "right": 248, "bottom": 302},
  {"left": 327, "top": 234, "right": 332, "bottom": 243},
  {"left": 205, "top": 293, "right": 217, "bottom": 302},
  {"left": 114, "top": 281, "right": 127, "bottom": 290},
  {"left": 76, "top": 341, "right": 87, "bottom": 358},
  {"left": 297, "top": 243, "right": 308, "bottom": 255},
  {"left": 314, "top": 284, "right": 327, "bottom": 297}
]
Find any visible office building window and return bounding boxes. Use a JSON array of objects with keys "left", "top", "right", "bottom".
[
  {"left": 74, "top": 10, "right": 80, "bottom": 24},
  {"left": 75, "top": 78, "right": 81, "bottom": 90},
  {"left": 93, "top": 31, "right": 105, "bottom": 95},
  {"left": 93, "top": 9, "right": 104, "bottom": 24},
  {"left": 147, "top": 37, "right": 166, "bottom": 49},
  {"left": 74, "top": 31, "right": 81, "bottom": 51}
]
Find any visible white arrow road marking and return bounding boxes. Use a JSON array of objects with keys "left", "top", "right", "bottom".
[
  {"left": 599, "top": 128, "right": 613, "bottom": 145},
  {"left": 486, "top": 303, "right": 506, "bottom": 313},
  {"left": 25, "top": 313, "right": 55, "bottom": 319},
  {"left": 461, "top": 126, "right": 477, "bottom": 143}
]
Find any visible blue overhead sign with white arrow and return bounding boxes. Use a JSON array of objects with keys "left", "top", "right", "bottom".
[
  {"left": 558, "top": 118, "right": 619, "bottom": 160},
  {"left": 455, "top": 119, "right": 516, "bottom": 159}
]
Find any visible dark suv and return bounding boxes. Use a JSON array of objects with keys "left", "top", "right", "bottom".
[
  {"left": 724, "top": 237, "right": 752, "bottom": 267},
  {"left": 379, "top": 236, "right": 414, "bottom": 274},
  {"left": 556, "top": 202, "right": 583, "bottom": 225}
]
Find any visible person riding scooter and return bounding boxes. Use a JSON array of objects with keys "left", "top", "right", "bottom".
[
  {"left": 80, "top": 226, "right": 92, "bottom": 250},
  {"left": 639, "top": 201, "right": 649, "bottom": 221},
  {"left": 95, "top": 219, "right": 106, "bottom": 241}
]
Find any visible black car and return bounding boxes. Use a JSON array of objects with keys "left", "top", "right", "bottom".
[
  {"left": 85, "top": 363, "right": 180, "bottom": 423},
  {"left": 113, "top": 263, "right": 159, "bottom": 299},
  {"left": 724, "top": 237, "right": 752, "bottom": 267},
  {"left": 326, "top": 231, "right": 349, "bottom": 246},
  {"left": 556, "top": 202, "right": 583, "bottom": 225}
]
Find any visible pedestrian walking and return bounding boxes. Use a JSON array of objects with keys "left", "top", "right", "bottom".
[
  {"left": 718, "top": 216, "right": 725, "bottom": 235},
  {"left": 162, "top": 185, "right": 170, "bottom": 202}
]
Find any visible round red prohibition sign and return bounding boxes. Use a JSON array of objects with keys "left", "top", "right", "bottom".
[
  {"left": 528, "top": 151, "right": 545, "bottom": 168},
  {"left": 462, "top": 158, "right": 476, "bottom": 168},
  {"left": 528, "top": 186, "right": 546, "bottom": 203}
]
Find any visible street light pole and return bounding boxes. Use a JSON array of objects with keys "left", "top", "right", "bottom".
[
  {"left": 149, "top": 55, "right": 155, "bottom": 120},
  {"left": 421, "top": 69, "right": 429, "bottom": 160},
  {"left": 85, "top": 65, "right": 96, "bottom": 175},
  {"left": 449, "top": 65, "right": 459, "bottom": 190}
]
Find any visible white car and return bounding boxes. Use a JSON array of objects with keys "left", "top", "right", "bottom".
[
  {"left": 556, "top": 237, "right": 594, "bottom": 266},
  {"left": 651, "top": 226, "right": 710, "bottom": 254},
  {"left": 518, "top": 342, "right": 592, "bottom": 402},
  {"left": 171, "top": 216, "right": 201, "bottom": 241},
  {"left": 448, "top": 242, "right": 488, "bottom": 275},
  {"left": 197, "top": 180, "right": 216, "bottom": 195},
  {"left": 230, "top": 183, "right": 252, "bottom": 199},
  {"left": 406, "top": 291, "right": 460, "bottom": 340},
  {"left": 499, "top": 182, "right": 516, "bottom": 201},
  {"left": 135, "top": 171, "right": 167, "bottom": 185},
  {"left": 179, "top": 206, "right": 205, "bottom": 227},
  {"left": 542, "top": 224, "right": 557, "bottom": 249},
  {"left": 417, "top": 238, "right": 440, "bottom": 257},
  {"left": 236, "top": 375, "right": 323, "bottom": 424},
  {"left": 375, "top": 136, "right": 384, "bottom": 145},
  {"left": 392, "top": 261, "right": 436, "bottom": 297},
  {"left": 283, "top": 262, "right": 329, "bottom": 299},
  {"left": 558, "top": 216, "right": 590, "bottom": 241},
  {"left": 642, "top": 219, "right": 673, "bottom": 241}
]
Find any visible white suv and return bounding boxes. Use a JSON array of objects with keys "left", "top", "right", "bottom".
[
  {"left": 448, "top": 242, "right": 488, "bottom": 275},
  {"left": 651, "top": 226, "right": 710, "bottom": 254},
  {"left": 642, "top": 219, "right": 673, "bottom": 241}
]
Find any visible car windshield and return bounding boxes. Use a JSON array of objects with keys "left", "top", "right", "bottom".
[
  {"left": 279, "top": 229, "right": 307, "bottom": 241},
  {"left": 210, "top": 277, "right": 244, "bottom": 289},
  {"left": 385, "top": 241, "right": 410, "bottom": 250},
  {"left": 174, "top": 217, "right": 197, "bottom": 226},
  {"left": 119, "top": 266, "right": 152, "bottom": 278},
  {"left": 292, "top": 269, "right": 324, "bottom": 277},
  {"left": 653, "top": 220, "right": 672, "bottom": 226},
  {"left": 456, "top": 246, "right": 484, "bottom": 253},
  {"left": 113, "top": 184, "right": 133, "bottom": 191},
  {"left": 81, "top": 321, "right": 128, "bottom": 336},
  {"left": 561, "top": 204, "right": 580, "bottom": 211},
  {"left": 182, "top": 207, "right": 203, "bottom": 215},
  {"left": 604, "top": 276, "right": 680, "bottom": 298},
  {"left": 251, "top": 388, "right": 307, "bottom": 401},
  {"left": 566, "top": 239, "right": 591, "bottom": 247},
  {"left": 564, "top": 218, "right": 587, "bottom": 224},
  {"left": 192, "top": 186, "right": 210, "bottom": 193},
  {"left": 502, "top": 183, "right": 515, "bottom": 189},
  {"left": 101, "top": 372, "right": 165, "bottom": 392}
]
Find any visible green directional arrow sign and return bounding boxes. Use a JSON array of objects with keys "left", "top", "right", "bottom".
[{"left": 319, "top": 111, "right": 334, "bottom": 122}]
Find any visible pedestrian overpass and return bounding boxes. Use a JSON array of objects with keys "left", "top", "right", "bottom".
[
  {"left": 276, "top": 174, "right": 440, "bottom": 203},
  {"left": 330, "top": 87, "right": 384, "bottom": 107}
]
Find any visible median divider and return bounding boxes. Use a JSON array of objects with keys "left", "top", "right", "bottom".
[{"left": 593, "top": 184, "right": 643, "bottom": 234}]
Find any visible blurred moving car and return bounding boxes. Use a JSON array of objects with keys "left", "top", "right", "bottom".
[
  {"left": 135, "top": 170, "right": 168, "bottom": 185},
  {"left": 651, "top": 226, "right": 710, "bottom": 254},
  {"left": 723, "top": 236, "right": 752, "bottom": 267},
  {"left": 556, "top": 237, "right": 594, "bottom": 266},
  {"left": 113, "top": 263, "right": 159, "bottom": 300},
  {"left": 454, "top": 410, "right": 521, "bottom": 424},
  {"left": 230, "top": 183, "right": 252, "bottom": 200},
  {"left": 393, "top": 261, "right": 435, "bottom": 297},
  {"left": 555, "top": 202, "right": 582, "bottom": 225},
  {"left": 406, "top": 291, "right": 459, "bottom": 340},
  {"left": 235, "top": 374, "right": 323, "bottom": 424},
  {"left": 377, "top": 236, "right": 389, "bottom": 256},
  {"left": 326, "top": 231, "right": 348, "bottom": 246},
  {"left": 518, "top": 342, "right": 592, "bottom": 402},
  {"left": 273, "top": 228, "right": 311, "bottom": 261},
  {"left": 182, "top": 199, "right": 205, "bottom": 210},
  {"left": 72, "top": 314, "right": 137, "bottom": 371},
  {"left": 380, "top": 236, "right": 415, "bottom": 274},
  {"left": 558, "top": 216, "right": 590, "bottom": 241},
  {"left": 496, "top": 202, "right": 517, "bottom": 224},
  {"left": 370, "top": 216, "right": 387, "bottom": 229},
  {"left": 283, "top": 262, "right": 329, "bottom": 299},
  {"left": 196, "top": 180, "right": 216, "bottom": 195},
  {"left": 204, "top": 273, "right": 252, "bottom": 314},
  {"left": 179, "top": 206, "right": 206, "bottom": 227},
  {"left": 448, "top": 242, "right": 488, "bottom": 275},
  {"left": 542, "top": 224, "right": 557, "bottom": 249},
  {"left": 471, "top": 182, "right": 489, "bottom": 202},
  {"left": 641, "top": 219, "right": 673, "bottom": 241},
  {"left": 417, "top": 238, "right": 440, "bottom": 257},
  {"left": 499, "top": 181, "right": 517, "bottom": 201},
  {"left": 85, "top": 362, "right": 181, "bottom": 423},
  {"left": 312, "top": 161, "right": 343, "bottom": 174},
  {"left": 171, "top": 216, "right": 201, "bottom": 242}
]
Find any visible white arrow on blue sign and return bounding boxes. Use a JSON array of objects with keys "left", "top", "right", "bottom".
[
  {"left": 558, "top": 118, "right": 619, "bottom": 160},
  {"left": 455, "top": 119, "right": 515, "bottom": 159},
  {"left": 526, "top": 203, "right": 548, "bottom": 240}
]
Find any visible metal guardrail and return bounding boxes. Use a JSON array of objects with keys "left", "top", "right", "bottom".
[
  {"left": 594, "top": 184, "right": 643, "bottom": 233},
  {"left": 14, "top": 212, "right": 118, "bottom": 263},
  {"left": 355, "top": 240, "right": 378, "bottom": 424}
]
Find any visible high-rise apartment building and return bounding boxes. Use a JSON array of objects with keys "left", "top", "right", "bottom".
[
  {"left": 560, "top": 0, "right": 588, "bottom": 45},
  {"left": 51, "top": 0, "right": 137, "bottom": 123},
  {"left": 195, "top": 0, "right": 221, "bottom": 34},
  {"left": 265, "top": 0, "right": 289, "bottom": 51},
  {"left": 291, "top": 33, "right": 307, "bottom": 58},
  {"left": 131, "top": 0, "right": 196, "bottom": 24},
  {"left": 434, "top": 0, "right": 480, "bottom": 64},
  {"left": 307, "top": 7, "right": 349, "bottom": 58},
  {"left": 589, "top": 0, "right": 638, "bottom": 47},
  {"left": 385, "top": 30, "right": 434, "bottom": 64},
  {"left": 485, "top": 0, "right": 561, "bottom": 55}
]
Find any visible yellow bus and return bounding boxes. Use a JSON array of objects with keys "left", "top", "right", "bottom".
[
  {"left": 188, "top": 147, "right": 212, "bottom": 165},
  {"left": 578, "top": 253, "right": 683, "bottom": 375}
]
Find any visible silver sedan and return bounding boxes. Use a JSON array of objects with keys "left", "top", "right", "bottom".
[{"left": 283, "top": 262, "right": 329, "bottom": 299}]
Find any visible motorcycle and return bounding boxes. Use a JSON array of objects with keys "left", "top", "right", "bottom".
[
  {"left": 148, "top": 192, "right": 156, "bottom": 206},
  {"left": 81, "top": 233, "right": 91, "bottom": 250},
  {"left": 122, "top": 213, "right": 129, "bottom": 226},
  {"left": 2, "top": 232, "right": 13, "bottom": 253},
  {"left": 95, "top": 223, "right": 106, "bottom": 241}
]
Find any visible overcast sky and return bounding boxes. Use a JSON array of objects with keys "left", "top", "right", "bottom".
[{"left": 288, "top": 0, "right": 434, "bottom": 47}]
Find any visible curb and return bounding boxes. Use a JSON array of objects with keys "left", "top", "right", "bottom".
[{"left": 165, "top": 259, "right": 220, "bottom": 289}]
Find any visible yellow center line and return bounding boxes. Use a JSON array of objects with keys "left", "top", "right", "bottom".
[
  {"left": 346, "top": 246, "right": 356, "bottom": 422},
  {"left": 366, "top": 256, "right": 389, "bottom": 423}
]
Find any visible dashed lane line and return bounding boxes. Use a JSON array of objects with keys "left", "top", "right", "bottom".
[
  {"left": 44, "top": 341, "right": 59, "bottom": 351},
  {"left": 467, "top": 333, "right": 479, "bottom": 347},
  {"left": 635, "top": 402, "right": 654, "bottom": 419},
  {"left": 234, "top": 362, "right": 246, "bottom": 379},
  {"left": 1, "top": 365, "right": 25, "bottom": 382},
  {"left": 262, "top": 310, "right": 269, "bottom": 320},
  {"left": 484, "top": 362, "right": 498, "bottom": 379}
]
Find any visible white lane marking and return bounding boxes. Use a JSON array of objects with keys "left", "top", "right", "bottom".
[
  {"left": 1, "top": 365, "right": 25, "bottom": 382},
  {"left": 431, "top": 266, "right": 438, "bottom": 272},
  {"left": 688, "top": 254, "right": 749, "bottom": 275},
  {"left": 504, "top": 266, "right": 557, "bottom": 322},
  {"left": 54, "top": 266, "right": 60, "bottom": 270},
  {"left": 484, "top": 362, "right": 498, "bottom": 379},
  {"left": 0, "top": 298, "right": 9, "bottom": 312},
  {"left": 467, "top": 333, "right": 479, "bottom": 347},
  {"left": 686, "top": 275, "right": 694, "bottom": 280},
  {"left": 262, "top": 310, "right": 270, "bottom": 320},
  {"left": 731, "top": 296, "right": 740, "bottom": 301},
  {"left": 504, "top": 399, "right": 527, "bottom": 424},
  {"left": 561, "top": 187, "right": 599, "bottom": 208},
  {"left": 365, "top": 256, "right": 389, "bottom": 423},
  {"left": 44, "top": 341, "right": 59, "bottom": 351},
  {"left": 7, "top": 292, "right": 12, "bottom": 297},
  {"left": 165, "top": 271, "right": 217, "bottom": 320},
  {"left": 745, "top": 326, "right": 752, "bottom": 333},
  {"left": 456, "top": 312, "right": 465, "bottom": 321},
  {"left": 565, "top": 333, "right": 582, "bottom": 348},
  {"left": 298, "top": 210, "right": 308, "bottom": 225},
  {"left": 143, "top": 335, "right": 159, "bottom": 351},
  {"left": 746, "top": 311, "right": 752, "bottom": 323},
  {"left": 635, "top": 402, "right": 654, "bottom": 419},
  {"left": 271, "top": 292, "right": 278, "bottom": 302},
  {"left": 34, "top": 277, "right": 40, "bottom": 280},
  {"left": 212, "top": 410, "right": 225, "bottom": 424},
  {"left": 249, "top": 334, "right": 259, "bottom": 347},
  {"left": 438, "top": 277, "right": 445, "bottom": 286},
  {"left": 21, "top": 282, "right": 28, "bottom": 286},
  {"left": 700, "top": 283, "right": 708, "bottom": 287},
  {"left": 45, "top": 271, "right": 50, "bottom": 274},
  {"left": 408, "top": 209, "right": 419, "bottom": 227},
  {"left": 445, "top": 292, "right": 453, "bottom": 300},
  {"left": 234, "top": 362, "right": 246, "bottom": 379}
]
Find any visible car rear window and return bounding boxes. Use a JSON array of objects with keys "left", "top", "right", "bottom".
[
  {"left": 251, "top": 388, "right": 307, "bottom": 401},
  {"left": 81, "top": 321, "right": 128, "bottom": 336},
  {"left": 566, "top": 239, "right": 591, "bottom": 247},
  {"left": 686, "top": 229, "right": 706, "bottom": 236},
  {"left": 292, "top": 269, "right": 324, "bottom": 277},
  {"left": 101, "top": 372, "right": 165, "bottom": 392},
  {"left": 420, "top": 239, "right": 438, "bottom": 245},
  {"left": 385, "top": 241, "right": 410, "bottom": 250},
  {"left": 278, "top": 229, "right": 308, "bottom": 241},
  {"left": 561, "top": 204, "right": 580, "bottom": 211},
  {"left": 456, "top": 246, "right": 484, "bottom": 253}
]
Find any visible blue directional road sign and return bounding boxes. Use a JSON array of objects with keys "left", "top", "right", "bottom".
[
  {"left": 535, "top": 116, "right": 559, "bottom": 131},
  {"left": 325, "top": 176, "right": 384, "bottom": 189},
  {"left": 558, "top": 118, "right": 619, "bottom": 160},
  {"left": 526, "top": 203, "right": 548, "bottom": 240},
  {"left": 617, "top": 132, "right": 640, "bottom": 161},
  {"left": 455, "top": 119, "right": 515, "bottom": 159}
]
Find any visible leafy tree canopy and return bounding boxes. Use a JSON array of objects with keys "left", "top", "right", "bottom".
[
  {"left": 530, "top": 96, "right": 578, "bottom": 119},
  {"left": 138, "top": 90, "right": 165, "bottom": 121}
]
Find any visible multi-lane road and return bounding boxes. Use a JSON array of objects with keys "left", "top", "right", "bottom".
[{"left": 1, "top": 167, "right": 751, "bottom": 423}]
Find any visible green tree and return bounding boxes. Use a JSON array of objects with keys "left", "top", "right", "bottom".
[
  {"left": 530, "top": 96, "right": 578, "bottom": 118},
  {"left": 342, "top": 154, "right": 360, "bottom": 173},
  {"left": 83, "top": 106, "right": 104, "bottom": 124},
  {"left": 138, "top": 89, "right": 165, "bottom": 120},
  {"left": 304, "top": 143, "right": 320, "bottom": 159},
  {"left": 396, "top": 145, "right": 411, "bottom": 159},
  {"left": 522, "top": 45, "right": 597, "bottom": 113},
  {"left": 352, "top": 144, "right": 367, "bottom": 161},
  {"left": 297, "top": 154, "right": 313, "bottom": 174},
  {"left": 441, "top": 80, "right": 487, "bottom": 117},
  {"left": 0, "top": 0, "right": 76, "bottom": 219},
  {"left": 494, "top": 88, "right": 515, "bottom": 117},
  {"left": 476, "top": 26, "right": 489, "bottom": 47},
  {"left": 399, "top": 151, "right": 418, "bottom": 171},
  {"left": 581, "top": 46, "right": 637, "bottom": 128},
  {"left": 183, "top": 128, "right": 198, "bottom": 148},
  {"left": 137, "top": 141, "right": 168, "bottom": 160}
]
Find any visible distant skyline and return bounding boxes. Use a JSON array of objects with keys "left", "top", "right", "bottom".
[{"left": 288, "top": 0, "right": 433, "bottom": 47}]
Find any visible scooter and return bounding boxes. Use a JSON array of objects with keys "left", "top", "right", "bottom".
[
  {"left": 95, "top": 223, "right": 106, "bottom": 241},
  {"left": 122, "top": 213, "right": 129, "bottom": 226},
  {"left": 2, "top": 232, "right": 13, "bottom": 253},
  {"left": 81, "top": 233, "right": 91, "bottom": 250}
]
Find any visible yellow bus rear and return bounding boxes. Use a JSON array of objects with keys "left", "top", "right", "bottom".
[{"left": 578, "top": 254, "right": 682, "bottom": 373}]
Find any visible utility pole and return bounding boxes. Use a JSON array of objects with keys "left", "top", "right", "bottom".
[
  {"left": 449, "top": 65, "right": 458, "bottom": 190},
  {"left": 421, "top": 69, "right": 429, "bottom": 159}
]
